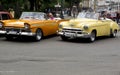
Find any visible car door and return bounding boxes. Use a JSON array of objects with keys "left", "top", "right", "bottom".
[
  {"left": 44, "top": 20, "right": 58, "bottom": 35},
  {"left": 96, "top": 20, "right": 110, "bottom": 36},
  {"left": 97, "top": 18, "right": 111, "bottom": 36},
  {"left": 102, "top": 19, "right": 111, "bottom": 35}
]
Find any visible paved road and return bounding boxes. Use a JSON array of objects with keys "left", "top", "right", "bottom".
[{"left": 0, "top": 32, "right": 120, "bottom": 75}]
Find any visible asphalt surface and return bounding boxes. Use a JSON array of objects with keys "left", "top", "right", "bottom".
[{"left": 0, "top": 32, "right": 120, "bottom": 75}]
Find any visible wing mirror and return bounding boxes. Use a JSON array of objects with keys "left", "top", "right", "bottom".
[{"left": 99, "top": 17, "right": 106, "bottom": 21}]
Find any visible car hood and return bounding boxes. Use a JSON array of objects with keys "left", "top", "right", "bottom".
[
  {"left": 2, "top": 19, "right": 43, "bottom": 28},
  {"left": 61, "top": 18, "right": 97, "bottom": 28}
]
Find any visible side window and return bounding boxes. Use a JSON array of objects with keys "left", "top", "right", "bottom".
[{"left": 1, "top": 14, "right": 10, "bottom": 20}]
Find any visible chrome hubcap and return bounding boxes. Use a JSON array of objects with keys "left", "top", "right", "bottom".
[{"left": 36, "top": 30, "right": 42, "bottom": 40}]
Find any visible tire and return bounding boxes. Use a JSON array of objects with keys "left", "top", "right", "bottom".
[
  {"left": 61, "top": 36, "right": 69, "bottom": 41},
  {"left": 34, "top": 29, "right": 43, "bottom": 41},
  {"left": 110, "top": 30, "right": 117, "bottom": 38},
  {"left": 5, "top": 35, "right": 13, "bottom": 40},
  {"left": 88, "top": 31, "right": 96, "bottom": 42}
]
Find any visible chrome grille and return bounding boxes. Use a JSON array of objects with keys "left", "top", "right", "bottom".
[
  {"left": 62, "top": 28, "right": 82, "bottom": 34},
  {"left": 63, "top": 28, "right": 81, "bottom": 31},
  {"left": 5, "top": 28, "right": 20, "bottom": 32},
  {"left": 5, "top": 27, "right": 30, "bottom": 32}
]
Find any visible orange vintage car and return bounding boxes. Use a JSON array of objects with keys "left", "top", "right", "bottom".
[{"left": 0, "top": 12, "right": 67, "bottom": 41}]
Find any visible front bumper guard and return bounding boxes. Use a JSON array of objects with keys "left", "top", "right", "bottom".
[
  {"left": 0, "top": 30, "right": 35, "bottom": 36},
  {"left": 57, "top": 31, "right": 91, "bottom": 38}
]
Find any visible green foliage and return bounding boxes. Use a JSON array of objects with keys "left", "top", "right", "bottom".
[
  {"left": 0, "top": 0, "right": 24, "bottom": 10},
  {"left": 0, "top": 0, "right": 82, "bottom": 18},
  {"left": 0, "top": 0, "right": 82, "bottom": 11}
]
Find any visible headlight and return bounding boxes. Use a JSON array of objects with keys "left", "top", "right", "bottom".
[
  {"left": 0, "top": 22, "right": 3, "bottom": 28},
  {"left": 59, "top": 24, "right": 63, "bottom": 28},
  {"left": 24, "top": 23, "right": 30, "bottom": 29},
  {"left": 83, "top": 25, "right": 89, "bottom": 30}
]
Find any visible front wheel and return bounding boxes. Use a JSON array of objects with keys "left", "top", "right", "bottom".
[
  {"left": 5, "top": 35, "right": 14, "bottom": 40},
  {"left": 34, "top": 29, "right": 43, "bottom": 41},
  {"left": 88, "top": 31, "right": 96, "bottom": 42},
  {"left": 60, "top": 36, "right": 69, "bottom": 41}
]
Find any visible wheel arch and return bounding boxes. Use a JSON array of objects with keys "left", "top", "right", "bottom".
[
  {"left": 91, "top": 29, "right": 97, "bottom": 36},
  {"left": 36, "top": 28, "right": 44, "bottom": 37},
  {"left": 110, "top": 28, "right": 118, "bottom": 34}
]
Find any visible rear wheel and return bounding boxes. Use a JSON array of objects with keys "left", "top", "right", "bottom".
[
  {"left": 110, "top": 30, "right": 117, "bottom": 38},
  {"left": 34, "top": 29, "right": 43, "bottom": 41}
]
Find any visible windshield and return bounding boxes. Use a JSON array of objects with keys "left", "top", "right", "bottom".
[
  {"left": 20, "top": 12, "right": 45, "bottom": 20},
  {"left": 77, "top": 12, "right": 100, "bottom": 20}
]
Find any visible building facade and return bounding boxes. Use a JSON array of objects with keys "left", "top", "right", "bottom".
[{"left": 82, "top": 0, "right": 120, "bottom": 12}]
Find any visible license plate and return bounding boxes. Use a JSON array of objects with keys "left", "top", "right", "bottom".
[
  {"left": 64, "top": 32, "right": 76, "bottom": 37},
  {"left": 8, "top": 31, "right": 17, "bottom": 34}
]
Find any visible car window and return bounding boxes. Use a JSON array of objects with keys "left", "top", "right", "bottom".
[
  {"left": 93, "top": 13, "right": 99, "bottom": 19},
  {"left": 1, "top": 14, "right": 10, "bottom": 20},
  {"left": 85, "top": 13, "right": 91, "bottom": 18},
  {"left": 20, "top": 12, "right": 45, "bottom": 20},
  {"left": 77, "top": 12, "right": 99, "bottom": 20},
  {"left": 77, "top": 12, "right": 86, "bottom": 18}
]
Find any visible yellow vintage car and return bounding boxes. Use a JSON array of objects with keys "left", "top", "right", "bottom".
[
  {"left": 0, "top": 12, "right": 67, "bottom": 41},
  {"left": 57, "top": 12, "right": 120, "bottom": 42}
]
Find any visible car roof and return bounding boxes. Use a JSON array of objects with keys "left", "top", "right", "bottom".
[{"left": 0, "top": 11, "right": 10, "bottom": 14}]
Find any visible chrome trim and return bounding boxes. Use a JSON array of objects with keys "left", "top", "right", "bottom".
[
  {"left": 0, "top": 31, "right": 6, "bottom": 34},
  {"left": 58, "top": 28, "right": 91, "bottom": 38},
  {"left": 58, "top": 31, "right": 91, "bottom": 38},
  {"left": 0, "top": 30, "right": 35, "bottom": 36},
  {"left": 63, "top": 27, "right": 81, "bottom": 30},
  {"left": 21, "top": 32, "right": 35, "bottom": 36}
]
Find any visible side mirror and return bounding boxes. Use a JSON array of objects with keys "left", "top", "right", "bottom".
[
  {"left": 99, "top": 17, "right": 104, "bottom": 20},
  {"left": 99, "top": 17, "right": 106, "bottom": 21}
]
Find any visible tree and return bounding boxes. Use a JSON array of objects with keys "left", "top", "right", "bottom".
[
  {"left": 0, "top": 0, "right": 24, "bottom": 18},
  {"left": 28, "top": 0, "right": 35, "bottom": 10},
  {"left": 28, "top": 0, "right": 43, "bottom": 11},
  {"left": 0, "top": 0, "right": 82, "bottom": 18}
]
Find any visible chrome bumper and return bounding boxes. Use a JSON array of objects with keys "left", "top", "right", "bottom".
[
  {"left": 0, "top": 30, "right": 35, "bottom": 36},
  {"left": 57, "top": 31, "right": 91, "bottom": 38}
]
